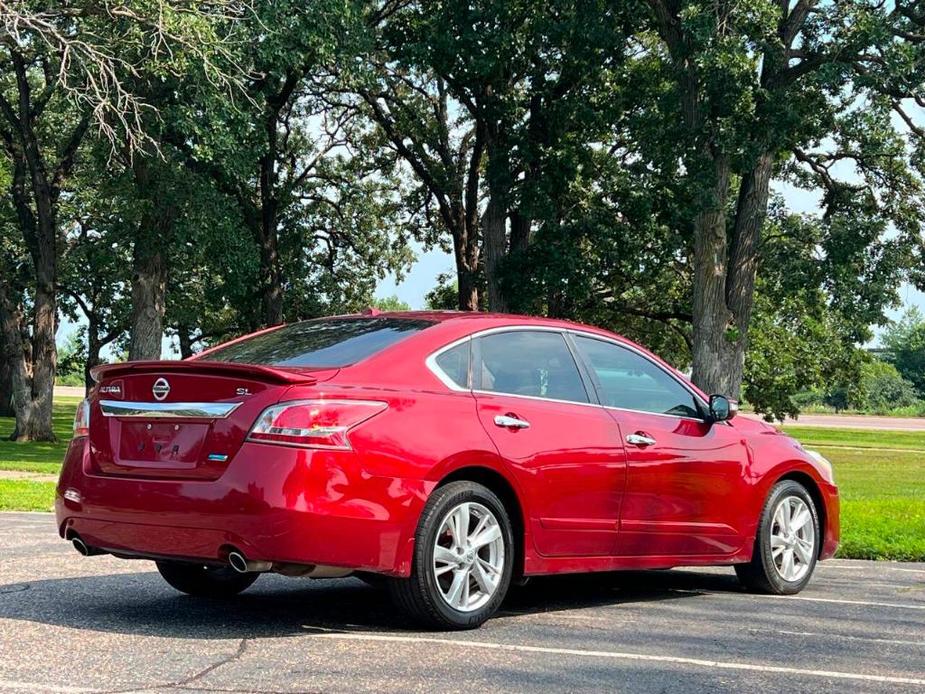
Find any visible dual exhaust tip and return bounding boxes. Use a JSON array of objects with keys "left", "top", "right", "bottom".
[
  {"left": 226, "top": 550, "right": 352, "bottom": 578},
  {"left": 69, "top": 537, "right": 345, "bottom": 580},
  {"left": 227, "top": 550, "right": 272, "bottom": 574},
  {"left": 71, "top": 535, "right": 104, "bottom": 557}
]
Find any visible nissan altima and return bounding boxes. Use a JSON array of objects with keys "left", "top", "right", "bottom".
[{"left": 56, "top": 311, "right": 839, "bottom": 629}]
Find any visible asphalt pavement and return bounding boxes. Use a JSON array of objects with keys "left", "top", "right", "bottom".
[{"left": 1, "top": 512, "right": 924, "bottom": 693}]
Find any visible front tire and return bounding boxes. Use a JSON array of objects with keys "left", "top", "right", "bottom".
[
  {"left": 156, "top": 560, "right": 259, "bottom": 598},
  {"left": 389, "top": 481, "right": 514, "bottom": 630},
  {"left": 736, "top": 480, "right": 820, "bottom": 594}
]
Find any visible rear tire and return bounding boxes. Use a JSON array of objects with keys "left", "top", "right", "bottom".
[
  {"left": 156, "top": 560, "right": 259, "bottom": 598},
  {"left": 736, "top": 480, "right": 820, "bottom": 595},
  {"left": 388, "top": 481, "right": 514, "bottom": 630}
]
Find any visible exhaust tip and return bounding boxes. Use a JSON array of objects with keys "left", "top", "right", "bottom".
[
  {"left": 228, "top": 551, "right": 248, "bottom": 574},
  {"left": 72, "top": 536, "right": 90, "bottom": 556}
]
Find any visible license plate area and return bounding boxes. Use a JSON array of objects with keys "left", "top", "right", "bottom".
[{"left": 117, "top": 421, "right": 209, "bottom": 465}]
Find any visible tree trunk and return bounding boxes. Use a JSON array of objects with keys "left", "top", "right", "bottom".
[
  {"left": 29, "top": 276, "right": 58, "bottom": 440},
  {"left": 128, "top": 159, "right": 173, "bottom": 361},
  {"left": 0, "top": 331, "right": 13, "bottom": 418},
  {"left": 482, "top": 195, "right": 508, "bottom": 313},
  {"left": 451, "top": 206, "right": 481, "bottom": 311},
  {"left": 128, "top": 239, "right": 168, "bottom": 361},
  {"left": 0, "top": 280, "right": 52, "bottom": 441},
  {"left": 724, "top": 151, "right": 774, "bottom": 386},
  {"left": 256, "top": 219, "right": 284, "bottom": 326},
  {"left": 7, "top": 150, "right": 58, "bottom": 441},
  {"left": 689, "top": 155, "right": 737, "bottom": 398},
  {"left": 177, "top": 324, "right": 194, "bottom": 360},
  {"left": 690, "top": 152, "right": 774, "bottom": 399},
  {"left": 456, "top": 267, "right": 480, "bottom": 311},
  {"left": 85, "top": 323, "right": 102, "bottom": 394}
]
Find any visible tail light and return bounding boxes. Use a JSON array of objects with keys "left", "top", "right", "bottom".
[
  {"left": 73, "top": 399, "right": 90, "bottom": 438},
  {"left": 247, "top": 399, "right": 387, "bottom": 450}
]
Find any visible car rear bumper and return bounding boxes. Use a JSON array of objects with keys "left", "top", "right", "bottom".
[{"left": 55, "top": 438, "right": 432, "bottom": 576}]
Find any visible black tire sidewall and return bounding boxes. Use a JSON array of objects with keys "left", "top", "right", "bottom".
[
  {"left": 757, "top": 481, "right": 820, "bottom": 594},
  {"left": 415, "top": 482, "right": 515, "bottom": 628},
  {"left": 156, "top": 560, "right": 259, "bottom": 597}
]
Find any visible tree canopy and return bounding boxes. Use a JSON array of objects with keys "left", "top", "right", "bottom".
[{"left": 1, "top": 0, "right": 923, "bottom": 436}]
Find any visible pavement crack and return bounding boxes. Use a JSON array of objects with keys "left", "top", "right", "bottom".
[
  {"left": 0, "top": 583, "right": 31, "bottom": 594},
  {"left": 171, "top": 637, "right": 250, "bottom": 688},
  {"left": 104, "top": 638, "right": 250, "bottom": 694}
]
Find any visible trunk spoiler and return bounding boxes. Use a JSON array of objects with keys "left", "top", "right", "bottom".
[{"left": 90, "top": 360, "right": 320, "bottom": 385}]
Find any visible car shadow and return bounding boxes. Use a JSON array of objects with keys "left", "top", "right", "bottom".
[{"left": 0, "top": 566, "right": 743, "bottom": 638}]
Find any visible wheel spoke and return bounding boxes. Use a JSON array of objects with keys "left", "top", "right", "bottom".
[
  {"left": 472, "top": 559, "right": 494, "bottom": 593},
  {"left": 794, "top": 537, "right": 814, "bottom": 565},
  {"left": 460, "top": 570, "right": 471, "bottom": 608},
  {"left": 470, "top": 523, "right": 502, "bottom": 550},
  {"left": 791, "top": 508, "right": 811, "bottom": 533},
  {"left": 433, "top": 501, "right": 506, "bottom": 613},
  {"left": 781, "top": 548, "right": 795, "bottom": 579},
  {"left": 445, "top": 569, "right": 467, "bottom": 608},
  {"left": 452, "top": 504, "right": 470, "bottom": 548},
  {"left": 478, "top": 556, "right": 500, "bottom": 576},
  {"left": 782, "top": 501, "right": 793, "bottom": 533},
  {"left": 434, "top": 545, "right": 458, "bottom": 566},
  {"left": 773, "top": 504, "right": 786, "bottom": 534}
]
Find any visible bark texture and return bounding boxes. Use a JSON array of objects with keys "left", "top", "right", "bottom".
[
  {"left": 128, "top": 240, "right": 168, "bottom": 361},
  {"left": 127, "top": 159, "right": 174, "bottom": 361},
  {"left": 482, "top": 195, "right": 508, "bottom": 312},
  {"left": 0, "top": 331, "right": 13, "bottom": 417}
]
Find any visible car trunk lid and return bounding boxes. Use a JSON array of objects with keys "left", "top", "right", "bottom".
[{"left": 88, "top": 361, "right": 336, "bottom": 480}]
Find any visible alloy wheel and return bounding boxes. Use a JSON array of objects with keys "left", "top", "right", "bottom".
[
  {"left": 769, "top": 495, "right": 816, "bottom": 582},
  {"left": 432, "top": 501, "right": 505, "bottom": 612}
]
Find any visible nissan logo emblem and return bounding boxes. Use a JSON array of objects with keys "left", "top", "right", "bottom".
[{"left": 152, "top": 377, "right": 171, "bottom": 401}]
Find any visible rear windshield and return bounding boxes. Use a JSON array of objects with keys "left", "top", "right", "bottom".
[{"left": 200, "top": 317, "right": 435, "bottom": 367}]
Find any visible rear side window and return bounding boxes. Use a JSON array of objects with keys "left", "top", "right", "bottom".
[
  {"left": 201, "top": 317, "right": 435, "bottom": 367},
  {"left": 434, "top": 341, "right": 470, "bottom": 388},
  {"left": 477, "top": 331, "right": 589, "bottom": 403}
]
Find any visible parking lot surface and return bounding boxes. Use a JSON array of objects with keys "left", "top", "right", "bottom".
[{"left": 1, "top": 512, "right": 923, "bottom": 693}]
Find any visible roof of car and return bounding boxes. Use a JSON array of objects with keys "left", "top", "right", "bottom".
[{"left": 347, "top": 309, "right": 586, "bottom": 328}]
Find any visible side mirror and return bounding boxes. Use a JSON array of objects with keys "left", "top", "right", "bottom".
[{"left": 709, "top": 394, "right": 738, "bottom": 422}]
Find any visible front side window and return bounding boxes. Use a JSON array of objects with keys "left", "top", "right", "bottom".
[
  {"left": 573, "top": 335, "right": 701, "bottom": 419},
  {"left": 477, "top": 331, "right": 589, "bottom": 404},
  {"left": 200, "top": 317, "right": 435, "bottom": 367}
]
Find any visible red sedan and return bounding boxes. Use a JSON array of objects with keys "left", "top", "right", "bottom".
[{"left": 56, "top": 312, "right": 839, "bottom": 629}]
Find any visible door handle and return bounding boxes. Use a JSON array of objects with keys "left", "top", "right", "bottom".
[
  {"left": 494, "top": 414, "right": 531, "bottom": 429},
  {"left": 626, "top": 433, "right": 656, "bottom": 447}
]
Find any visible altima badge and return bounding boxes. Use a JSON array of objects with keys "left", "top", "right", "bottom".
[{"left": 152, "top": 377, "right": 171, "bottom": 401}]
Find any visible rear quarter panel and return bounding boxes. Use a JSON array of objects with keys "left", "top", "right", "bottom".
[{"left": 279, "top": 380, "right": 522, "bottom": 574}]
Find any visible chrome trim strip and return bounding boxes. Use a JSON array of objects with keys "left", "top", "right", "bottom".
[{"left": 99, "top": 400, "right": 241, "bottom": 419}]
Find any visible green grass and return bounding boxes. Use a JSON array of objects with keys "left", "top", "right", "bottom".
[
  {"left": 0, "top": 396, "right": 80, "bottom": 473},
  {"left": 0, "top": 480, "right": 57, "bottom": 511},
  {"left": 818, "top": 447, "right": 925, "bottom": 561},
  {"left": 783, "top": 425, "right": 925, "bottom": 451},
  {"left": 0, "top": 399, "right": 922, "bottom": 560}
]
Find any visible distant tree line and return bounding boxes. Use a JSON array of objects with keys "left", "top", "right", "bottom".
[{"left": 2, "top": 0, "right": 924, "bottom": 439}]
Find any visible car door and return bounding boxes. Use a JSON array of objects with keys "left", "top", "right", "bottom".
[
  {"left": 472, "top": 329, "right": 626, "bottom": 557},
  {"left": 570, "top": 334, "right": 751, "bottom": 558}
]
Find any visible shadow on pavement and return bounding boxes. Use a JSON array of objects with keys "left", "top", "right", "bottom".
[{"left": 0, "top": 566, "right": 742, "bottom": 638}]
